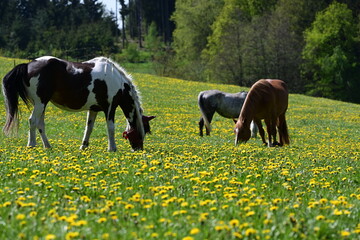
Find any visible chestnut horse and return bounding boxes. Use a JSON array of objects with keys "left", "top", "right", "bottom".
[
  {"left": 2, "top": 56, "right": 155, "bottom": 151},
  {"left": 234, "top": 79, "right": 289, "bottom": 147}
]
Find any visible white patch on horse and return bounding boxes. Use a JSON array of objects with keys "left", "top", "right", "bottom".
[
  {"left": 27, "top": 76, "right": 41, "bottom": 103},
  {"left": 35, "top": 56, "right": 60, "bottom": 61},
  {"left": 71, "top": 65, "right": 83, "bottom": 74},
  {"left": 89, "top": 59, "right": 127, "bottom": 103}
]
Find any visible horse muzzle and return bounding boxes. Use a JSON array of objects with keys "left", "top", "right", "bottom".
[{"left": 123, "top": 129, "right": 144, "bottom": 151}]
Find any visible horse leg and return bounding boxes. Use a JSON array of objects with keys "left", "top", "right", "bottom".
[
  {"left": 250, "top": 121, "right": 258, "bottom": 138},
  {"left": 204, "top": 112, "right": 214, "bottom": 136},
  {"left": 80, "top": 110, "right": 98, "bottom": 150},
  {"left": 28, "top": 103, "right": 48, "bottom": 148},
  {"left": 271, "top": 117, "right": 279, "bottom": 146},
  {"left": 277, "top": 113, "right": 289, "bottom": 146},
  {"left": 254, "top": 118, "right": 266, "bottom": 145},
  {"left": 265, "top": 118, "right": 277, "bottom": 147},
  {"left": 38, "top": 111, "right": 51, "bottom": 148},
  {"left": 199, "top": 117, "right": 204, "bottom": 137},
  {"left": 105, "top": 111, "right": 117, "bottom": 152}
]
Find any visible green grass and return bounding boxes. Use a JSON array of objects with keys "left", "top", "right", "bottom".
[{"left": 0, "top": 56, "right": 359, "bottom": 240}]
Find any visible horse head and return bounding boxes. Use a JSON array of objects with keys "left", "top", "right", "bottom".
[
  {"left": 123, "top": 128, "right": 143, "bottom": 151},
  {"left": 122, "top": 115, "right": 155, "bottom": 151},
  {"left": 234, "top": 118, "right": 251, "bottom": 145}
]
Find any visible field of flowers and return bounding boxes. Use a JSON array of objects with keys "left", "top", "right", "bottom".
[{"left": 0, "top": 56, "right": 359, "bottom": 240}]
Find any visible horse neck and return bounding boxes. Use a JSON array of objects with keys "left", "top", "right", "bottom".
[
  {"left": 239, "top": 95, "right": 256, "bottom": 127},
  {"left": 122, "top": 79, "right": 145, "bottom": 140},
  {"left": 100, "top": 58, "right": 145, "bottom": 139}
]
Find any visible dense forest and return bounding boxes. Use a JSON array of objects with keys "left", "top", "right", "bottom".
[{"left": 0, "top": 0, "right": 360, "bottom": 103}]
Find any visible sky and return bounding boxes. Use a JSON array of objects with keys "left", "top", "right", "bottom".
[
  {"left": 100, "top": 0, "right": 118, "bottom": 14},
  {"left": 100, "top": 0, "right": 122, "bottom": 26},
  {"left": 100, "top": 0, "right": 130, "bottom": 27}
]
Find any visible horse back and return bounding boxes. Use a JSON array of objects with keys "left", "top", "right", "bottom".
[
  {"left": 27, "top": 57, "right": 96, "bottom": 110},
  {"left": 199, "top": 90, "right": 247, "bottom": 118}
]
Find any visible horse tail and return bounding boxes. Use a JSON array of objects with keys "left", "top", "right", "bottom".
[
  {"left": 279, "top": 116, "right": 290, "bottom": 145},
  {"left": 2, "top": 63, "right": 30, "bottom": 136},
  {"left": 198, "top": 92, "right": 211, "bottom": 132}
]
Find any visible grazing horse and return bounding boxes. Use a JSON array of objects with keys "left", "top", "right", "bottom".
[
  {"left": 2, "top": 56, "right": 155, "bottom": 151},
  {"left": 234, "top": 79, "right": 289, "bottom": 147},
  {"left": 198, "top": 90, "right": 258, "bottom": 137}
]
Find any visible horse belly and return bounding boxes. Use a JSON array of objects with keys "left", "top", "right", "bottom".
[
  {"left": 217, "top": 98, "right": 243, "bottom": 118},
  {"left": 51, "top": 89, "right": 97, "bottom": 112},
  {"left": 217, "top": 108, "right": 240, "bottom": 119}
]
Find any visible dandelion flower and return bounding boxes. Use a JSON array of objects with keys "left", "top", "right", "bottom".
[
  {"left": 16, "top": 214, "right": 26, "bottom": 220},
  {"left": 245, "top": 228, "right": 257, "bottom": 236},
  {"left": 65, "top": 232, "right": 79, "bottom": 240},
  {"left": 316, "top": 215, "right": 326, "bottom": 221},
  {"left": 45, "top": 234, "right": 56, "bottom": 240},
  {"left": 190, "top": 228, "right": 200, "bottom": 235},
  {"left": 229, "top": 219, "right": 240, "bottom": 227},
  {"left": 340, "top": 230, "right": 351, "bottom": 237},
  {"left": 97, "top": 217, "right": 107, "bottom": 223},
  {"left": 182, "top": 237, "right": 194, "bottom": 240}
]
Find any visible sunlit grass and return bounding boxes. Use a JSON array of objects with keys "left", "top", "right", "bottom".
[{"left": 0, "top": 56, "right": 359, "bottom": 239}]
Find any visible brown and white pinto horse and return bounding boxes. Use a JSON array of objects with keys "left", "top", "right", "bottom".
[
  {"left": 2, "top": 56, "right": 155, "bottom": 151},
  {"left": 234, "top": 79, "right": 289, "bottom": 147}
]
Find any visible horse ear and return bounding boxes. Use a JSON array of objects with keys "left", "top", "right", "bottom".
[{"left": 143, "top": 115, "right": 156, "bottom": 122}]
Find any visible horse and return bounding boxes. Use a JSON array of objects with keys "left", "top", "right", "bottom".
[
  {"left": 234, "top": 79, "right": 289, "bottom": 147},
  {"left": 198, "top": 90, "right": 258, "bottom": 137},
  {"left": 2, "top": 56, "right": 155, "bottom": 152}
]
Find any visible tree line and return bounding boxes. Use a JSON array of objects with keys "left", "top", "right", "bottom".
[
  {"left": 0, "top": 0, "right": 120, "bottom": 59},
  {"left": 170, "top": 0, "right": 360, "bottom": 103},
  {"left": 0, "top": 0, "right": 359, "bottom": 103}
]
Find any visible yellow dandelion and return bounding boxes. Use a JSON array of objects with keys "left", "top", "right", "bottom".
[
  {"left": 316, "top": 215, "right": 326, "bottom": 221},
  {"left": 229, "top": 219, "right": 240, "bottom": 227},
  {"left": 264, "top": 219, "right": 272, "bottom": 225},
  {"left": 340, "top": 230, "right": 351, "bottom": 237},
  {"left": 65, "top": 232, "right": 79, "bottom": 240},
  {"left": 16, "top": 214, "right": 26, "bottom": 220},
  {"left": 45, "top": 234, "right": 56, "bottom": 240},
  {"left": 131, "top": 212, "right": 139, "bottom": 217},
  {"left": 190, "top": 228, "right": 200, "bottom": 235},
  {"left": 97, "top": 217, "right": 107, "bottom": 223},
  {"left": 151, "top": 233, "right": 159, "bottom": 238},
  {"left": 333, "top": 209, "right": 343, "bottom": 216},
  {"left": 246, "top": 211, "right": 255, "bottom": 217},
  {"left": 182, "top": 237, "right": 194, "bottom": 240},
  {"left": 125, "top": 204, "right": 134, "bottom": 209},
  {"left": 245, "top": 228, "right": 257, "bottom": 236},
  {"left": 233, "top": 232, "right": 242, "bottom": 239},
  {"left": 102, "top": 233, "right": 110, "bottom": 239},
  {"left": 215, "top": 225, "right": 224, "bottom": 231},
  {"left": 18, "top": 233, "right": 25, "bottom": 239},
  {"left": 270, "top": 206, "right": 278, "bottom": 211}
]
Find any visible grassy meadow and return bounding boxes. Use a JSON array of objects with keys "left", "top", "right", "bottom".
[{"left": 0, "top": 56, "right": 359, "bottom": 240}]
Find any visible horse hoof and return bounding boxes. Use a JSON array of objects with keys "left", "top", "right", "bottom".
[{"left": 80, "top": 145, "right": 88, "bottom": 150}]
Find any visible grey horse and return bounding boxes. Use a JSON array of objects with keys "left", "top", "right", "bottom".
[{"left": 198, "top": 90, "right": 258, "bottom": 137}]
